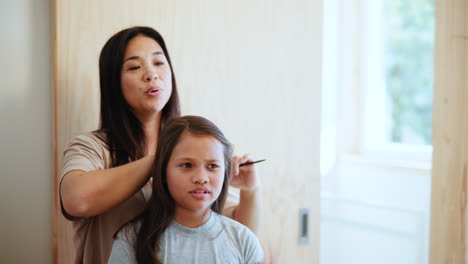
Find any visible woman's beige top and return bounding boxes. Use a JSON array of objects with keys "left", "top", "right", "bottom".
[{"left": 60, "top": 132, "right": 238, "bottom": 264}]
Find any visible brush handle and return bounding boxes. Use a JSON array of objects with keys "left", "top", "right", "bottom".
[{"left": 239, "top": 159, "right": 266, "bottom": 167}]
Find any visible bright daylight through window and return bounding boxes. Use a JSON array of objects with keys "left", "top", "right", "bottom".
[{"left": 383, "top": 0, "right": 434, "bottom": 145}]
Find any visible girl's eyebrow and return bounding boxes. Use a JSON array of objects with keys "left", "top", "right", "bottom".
[
  {"left": 123, "top": 51, "right": 164, "bottom": 63},
  {"left": 174, "top": 157, "right": 222, "bottom": 163},
  {"left": 206, "top": 159, "right": 222, "bottom": 163}
]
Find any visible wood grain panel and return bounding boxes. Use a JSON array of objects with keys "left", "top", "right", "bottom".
[
  {"left": 52, "top": 1, "right": 322, "bottom": 263},
  {"left": 429, "top": 0, "right": 468, "bottom": 263}
]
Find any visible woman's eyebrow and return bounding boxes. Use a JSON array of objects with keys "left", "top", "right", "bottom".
[
  {"left": 123, "top": 51, "right": 164, "bottom": 63},
  {"left": 174, "top": 157, "right": 193, "bottom": 162}
]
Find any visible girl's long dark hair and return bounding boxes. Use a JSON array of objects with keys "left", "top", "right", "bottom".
[
  {"left": 133, "top": 116, "right": 233, "bottom": 264},
  {"left": 97, "top": 26, "right": 180, "bottom": 166}
]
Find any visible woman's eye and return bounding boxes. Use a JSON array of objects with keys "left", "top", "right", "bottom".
[
  {"left": 128, "top": 66, "right": 140, "bottom": 71},
  {"left": 208, "top": 164, "right": 219, "bottom": 169},
  {"left": 180, "top": 163, "right": 192, "bottom": 168},
  {"left": 154, "top": 61, "right": 165, "bottom": 66}
]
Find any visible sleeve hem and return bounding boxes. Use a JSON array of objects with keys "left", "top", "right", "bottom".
[{"left": 59, "top": 172, "right": 83, "bottom": 221}]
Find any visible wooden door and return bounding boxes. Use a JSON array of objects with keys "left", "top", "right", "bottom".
[
  {"left": 429, "top": 0, "right": 468, "bottom": 263},
  {"left": 52, "top": 1, "right": 322, "bottom": 263}
]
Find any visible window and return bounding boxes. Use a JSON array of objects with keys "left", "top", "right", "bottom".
[{"left": 321, "top": 0, "right": 435, "bottom": 174}]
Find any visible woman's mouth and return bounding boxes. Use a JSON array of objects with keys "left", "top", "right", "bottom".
[{"left": 146, "top": 87, "right": 161, "bottom": 96}]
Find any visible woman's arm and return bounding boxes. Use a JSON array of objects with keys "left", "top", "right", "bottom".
[
  {"left": 233, "top": 188, "right": 262, "bottom": 236},
  {"left": 61, "top": 155, "right": 154, "bottom": 218},
  {"left": 228, "top": 154, "right": 263, "bottom": 235}
]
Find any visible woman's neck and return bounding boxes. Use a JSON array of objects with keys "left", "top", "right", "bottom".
[
  {"left": 139, "top": 112, "right": 161, "bottom": 156},
  {"left": 173, "top": 208, "right": 212, "bottom": 228}
]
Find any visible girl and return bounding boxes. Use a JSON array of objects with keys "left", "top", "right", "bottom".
[
  {"left": 59, "top": 26, "right": 262, "bottom": 263},
  {"left": 108, "top": 115, "right": 264, "bottom": 264}
]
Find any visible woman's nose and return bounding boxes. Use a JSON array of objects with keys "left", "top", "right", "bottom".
[{"left": 143, "top": 68, "right": 158, "bottom": 81}]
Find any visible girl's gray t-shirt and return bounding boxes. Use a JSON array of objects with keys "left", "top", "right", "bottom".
[{"left": 108, "top": 213, "right": 264, "bottom": 264}]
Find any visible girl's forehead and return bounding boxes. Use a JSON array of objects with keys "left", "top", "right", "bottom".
[
  {"left": 177, "top": 132, "right": 220, "bottom": 146},
  {"left": 171, "top": 132, "right": 224, "bottom": 158}
]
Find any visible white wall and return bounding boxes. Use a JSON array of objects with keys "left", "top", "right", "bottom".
[{"left": 0, "top": 0, "right": 52, "bottom": 263}]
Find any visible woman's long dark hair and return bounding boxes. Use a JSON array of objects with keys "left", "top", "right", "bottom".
[
  {"left": 133, "top": 115, "right": 233, "bottom": 264},
  {"left": 97, "top": 26, "right": 180, "bottom": 166}
]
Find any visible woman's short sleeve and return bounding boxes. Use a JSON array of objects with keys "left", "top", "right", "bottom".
[
  {"left": 61, "top": 132, "right": 109, "bottom": 178},
  {"left": 59, "top": 132, "right": 110, "bottom": 220}
]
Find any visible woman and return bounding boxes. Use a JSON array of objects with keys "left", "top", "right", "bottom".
[{"left": 59, "top": 26, "right": 262, "bottom": 264}]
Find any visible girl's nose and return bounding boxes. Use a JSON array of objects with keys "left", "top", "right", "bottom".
[{"left": 192, "top": 169, "right": 209, "bottom": 184}]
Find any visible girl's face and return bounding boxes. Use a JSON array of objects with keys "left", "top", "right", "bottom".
[
  {"left": 121, "top": 35, "right": 172, "bottom": 120},
  {"left": 166, "top": 132, "right": 225, "bottom": 218}
]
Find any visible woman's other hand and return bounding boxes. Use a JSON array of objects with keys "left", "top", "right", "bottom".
[{"left": 230, "top": 154, "right": 261, "bottom": 192}]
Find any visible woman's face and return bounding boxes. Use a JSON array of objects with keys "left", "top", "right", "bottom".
[
  {"left": 166, "top": 132, "right": 225, "bottom": 219},
  {"left": 121, "top": 35, "right": 172, "bottom": 120}
]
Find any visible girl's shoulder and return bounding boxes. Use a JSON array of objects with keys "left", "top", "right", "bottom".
[
  {"left": 215, "top": 213, "right": 243, "bottom": 227},
  {"left": 214, "top": 213, "right": 265, "bottom": 263},
  {"left": 109, "top": 224, "right": 139, "bottom": 264},
  {"left": 215, "top": 213, "right": 256, "bottom": 239},
  {"left": 115, "top": 222, "right": 139, "bottom": 243}
]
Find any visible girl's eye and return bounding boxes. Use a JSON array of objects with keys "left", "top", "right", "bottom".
[
  {"left": 180, "top": 163, "right": 192, "bottom": 168},
  {"left": 208, "top": 164, "right": 219, "bottom": 169},
  {"left": 154, "top": 61, "right": 165, "bottom": 66}
]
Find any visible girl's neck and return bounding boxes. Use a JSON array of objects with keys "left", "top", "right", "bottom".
[{"left": 173, "top": 208, "right": 212, "bottom": 228}]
